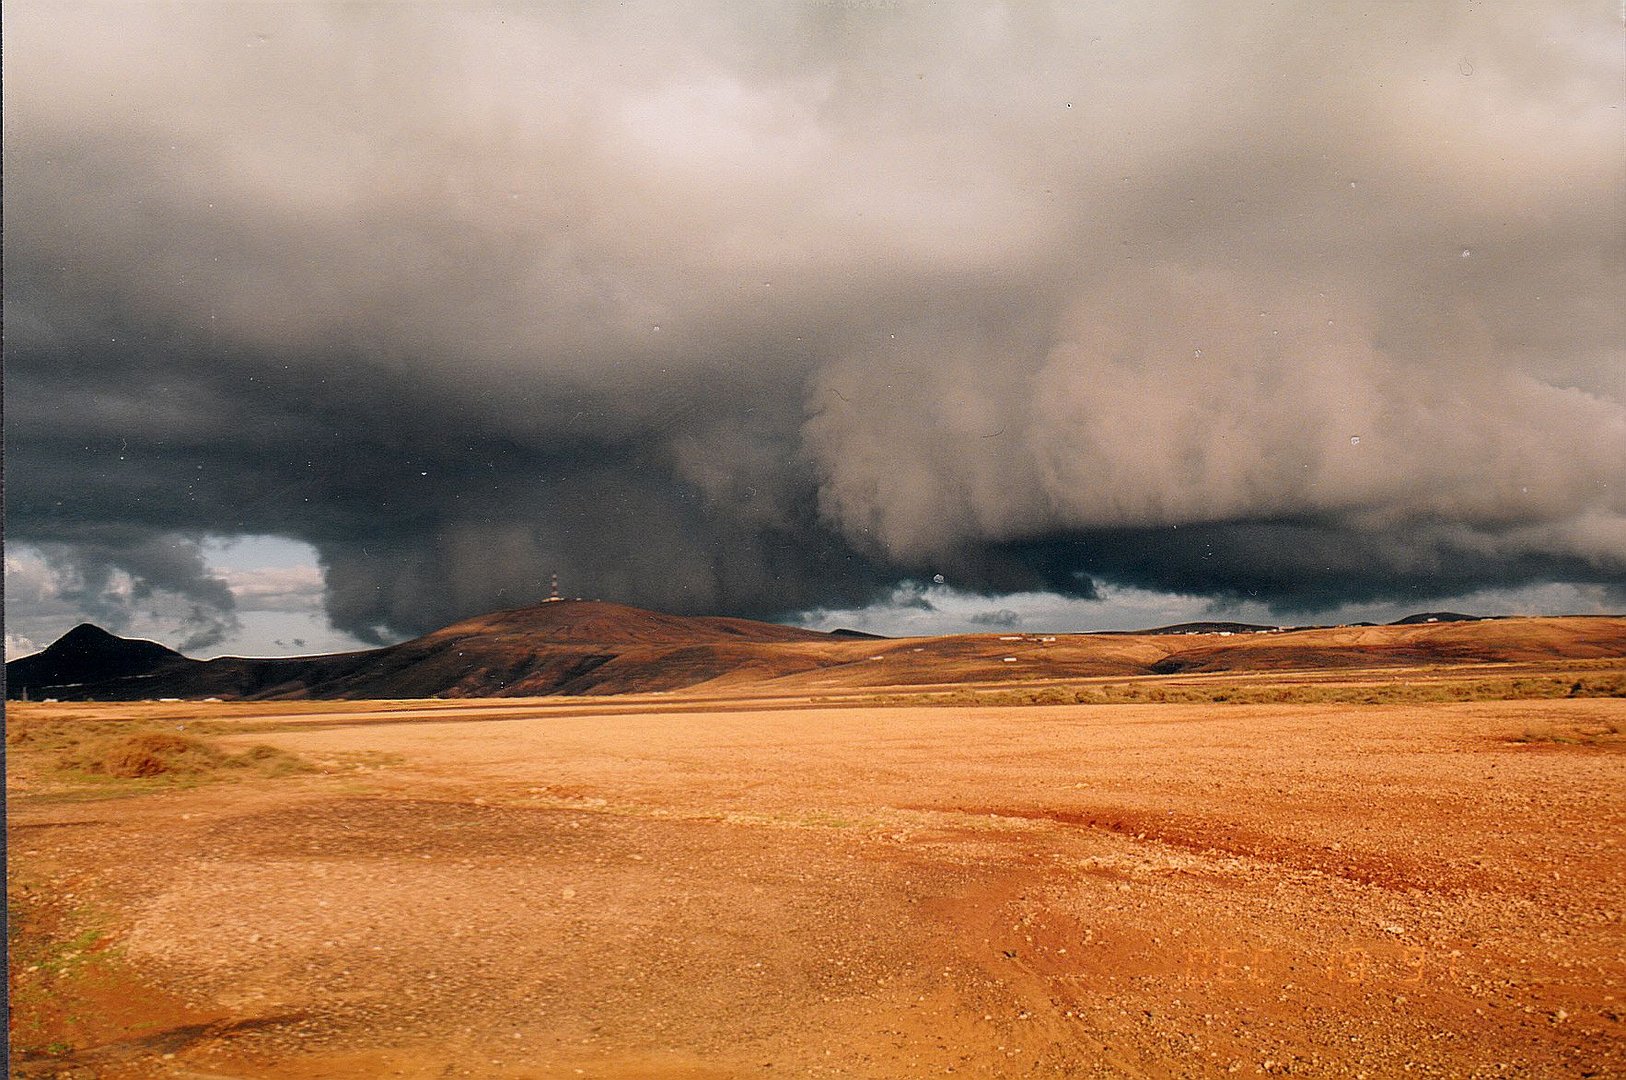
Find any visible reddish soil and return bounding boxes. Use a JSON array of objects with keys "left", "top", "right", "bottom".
[{"left": 8, "top": 682, "right": 1626, "bottom": 1077}]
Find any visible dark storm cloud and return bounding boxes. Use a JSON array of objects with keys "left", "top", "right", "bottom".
[
  {"left": 5, "top": 1, "right": 1622, "bottom": 642},
  {"left": 17, "top": 533, "right": 240, "bottom": 651},
  {"left": 968, "top": 609, "right": 1022, "bottom": 630}
]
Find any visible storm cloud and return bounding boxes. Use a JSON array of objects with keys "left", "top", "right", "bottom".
[{"left": 5, "top": 1, "right": 1623, "bottom": 645}]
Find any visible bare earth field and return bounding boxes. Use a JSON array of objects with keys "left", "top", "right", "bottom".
[{"left": 8, "top": 671, "right": 1626, "bottom": 1078}]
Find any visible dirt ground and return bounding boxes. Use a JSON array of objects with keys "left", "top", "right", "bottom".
[{"left": 7, "top": 686, "right": 1625, "bottom": 1078}]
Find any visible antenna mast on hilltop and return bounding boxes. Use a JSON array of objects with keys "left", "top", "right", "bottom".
[{"left": 546, "top": 572, "right": 562, "bottom": 603}]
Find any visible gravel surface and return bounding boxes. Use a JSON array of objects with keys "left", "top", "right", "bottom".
[{"left": 8, "top": 695, "right": 1625, "bottom": 1078}]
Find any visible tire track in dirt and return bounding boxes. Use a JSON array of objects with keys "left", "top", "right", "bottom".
[
  {"left": 923, "top": 804, "right": 1475, "bottom": 893},
  {"left": 923, "top": 868, "right": 1160, "bottom": 1078}
]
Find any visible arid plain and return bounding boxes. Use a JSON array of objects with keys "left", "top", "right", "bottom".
[{"left": 8, "top": 618, "right": 1626, "bottom": 1078}]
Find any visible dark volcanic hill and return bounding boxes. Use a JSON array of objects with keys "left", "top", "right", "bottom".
[
  {"left": 1134, "top": 621, "right": 1282, "bottom": 636},
  {"left": 1390, "top": 611, "right": 1485, "bottom": 625},
  {"left": 6, "top": 624, "right": 188, "bottom": 697}
]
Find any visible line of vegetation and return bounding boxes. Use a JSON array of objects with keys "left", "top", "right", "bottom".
[{"left": 852, "top": 671, "right": 1626, "bottom": 709}]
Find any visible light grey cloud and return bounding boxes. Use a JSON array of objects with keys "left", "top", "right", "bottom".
[
  {"left": 215, "top": 563, "right": 327, "bottom": 615},
  {"left": 4, "top": 538, "right": 240, "bottom": 652},
  {"left": 4, "top": 1, "right": 1621, "bottom": 645}
]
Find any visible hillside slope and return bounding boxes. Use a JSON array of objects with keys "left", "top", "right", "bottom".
[
  {"left": 4, "top": 601, "right": 857, "bottom": 701},
  {"left": 8, "top": 604, "right": 1624, "bottom": 702}
]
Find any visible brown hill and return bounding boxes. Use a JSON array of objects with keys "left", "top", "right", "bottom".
[
  {"left": 1145, "top": 616, "right": 1626, "bottom": 674},
  {"left": 7, "top": 603, "right": 1624, "bottom": 702},
  {"left": 2, "top": 601, "right": 851, "bottom": 701},
  {"left": 417, "top": 599, "right": 834, "bottom": 646}
]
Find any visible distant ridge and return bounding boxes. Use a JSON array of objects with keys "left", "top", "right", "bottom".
[
  {"left": 5, "top": 601, "right": 848, "bottom": 701},
  {"left": 1390, "top": 612, "right": 1485, "bottom": 625},
  {"left": 1134, "top": 621, "right": 1281, "bottom": 636},
  {"left": 8, "top": 604, "right": 1623, "bottom": 702},
  {"left": 827, "top": 628, "right": 889, "bottom": 640}
]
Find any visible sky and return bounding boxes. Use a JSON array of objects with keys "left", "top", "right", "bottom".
[{"left": 4, "top": 1, "right": 1624, "bottom": 659}]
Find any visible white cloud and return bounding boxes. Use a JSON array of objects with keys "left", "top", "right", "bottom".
[
  {"left": 6, "top": 632, "right": 43, "bottom": 660},
  {"left": 799, "top": 579, "right": 1624, "bottom": 638},
  {"left": 4, "top": 537, "right": 386, "bottom": 659}
]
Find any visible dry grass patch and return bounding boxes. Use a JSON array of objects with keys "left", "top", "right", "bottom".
[
  {"left": 6, "top": 714, "right": 310, "bottom": 787},
  {"left": 1508, "top": 717, "right": 1625, "bottom": 748}
]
